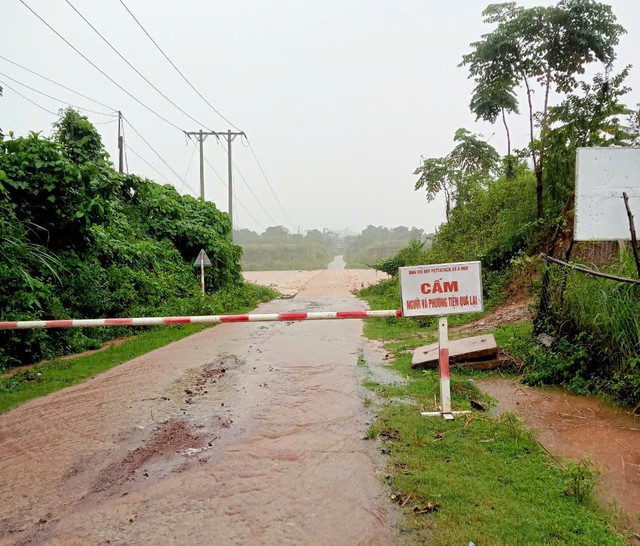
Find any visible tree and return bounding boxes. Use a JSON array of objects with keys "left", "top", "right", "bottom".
[
  {"left": 545, "top": 67, "right": 635, "bottom": 206},
  {"left": 461, "top": 0, "right": 626, "bottom": 218},
  {"left": 53, "top": 108, "right": 109, "bottom": 165},
  {"left": 414, "top": 129, "right": 499, "bottom": 221},
  {"left": 469, "top": 75, "right": 519, "bottom": 176}
]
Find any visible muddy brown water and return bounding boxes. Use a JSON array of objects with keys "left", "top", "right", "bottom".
[
  {"left": 478, "top": 377, "right": 640, "bottom": 535},
  {"left": 0, "top": 269, "right": 396, "bottom": 545}
]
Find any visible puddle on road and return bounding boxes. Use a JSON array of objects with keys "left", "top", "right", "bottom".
[
  {"left": 478, "top": 377, "right": 640, "bottom": 534},
  {"left": 360, "top": 341, "right": 408, "bottom": 388}
]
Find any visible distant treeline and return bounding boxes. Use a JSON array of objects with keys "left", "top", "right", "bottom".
[
  {"left": 236, "top": 227, "right": 338, "bottom": 270},
  {"left": 344, "top": 225, "right": 432, "bottom": 269},
  {"left": 236, "top": 224, "right": 431, "bottom": 271}
]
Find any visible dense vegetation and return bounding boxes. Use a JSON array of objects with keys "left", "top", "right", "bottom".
[
  {"left": 343, "top": 225, "right": 430, "bottom": 269},
  {"left": 365, "top": 0, "right": 640, "bottom": 405},
  {"left": 236, "top": 226, "right": 338, "bottom": 270},
  {"left": 0, "top": 109, "right": 276, "bottom": 371}
]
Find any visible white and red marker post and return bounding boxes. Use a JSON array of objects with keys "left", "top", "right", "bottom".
[
  {"left": 193, "top": 249, "right": 212, "bottom": 295},
  {"left": 399, "top": 261, "right": 483, "bottom": 420}
]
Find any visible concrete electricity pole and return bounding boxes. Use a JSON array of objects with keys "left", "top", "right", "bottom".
[
  {"left": 211, "top": 130, "right": 245, "bottom": 240},
  {"left": 117, "top": 111, "right": 124, "bottom": 174},
  {"left": 185, "top": 130, "right": 216, "bottom": 200},
  {"left": 185, "top": 129, "right": 245, "bottom": 240}
]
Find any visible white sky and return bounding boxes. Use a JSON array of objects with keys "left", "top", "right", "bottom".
[{"left": 1, "top": 0, "right": 639, "bottom": 235}]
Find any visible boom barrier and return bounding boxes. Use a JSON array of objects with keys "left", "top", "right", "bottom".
[{"left": 0, "top": 310, "right": 403, "bottom": 330}]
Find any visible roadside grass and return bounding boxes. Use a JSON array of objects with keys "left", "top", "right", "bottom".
[
  {"left": 0, "top": 325, "right": 204, "bottom": 413},
  {"left": 358, "top": 290, "right": 624, "bottom": 545}
]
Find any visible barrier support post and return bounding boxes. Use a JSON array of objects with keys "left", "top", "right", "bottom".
[
  {"left": 420, "top": 315, "right": 470, "bottom": 420},
  {"left": 438, "top": 315, "right": 453, "bottom": 418}
]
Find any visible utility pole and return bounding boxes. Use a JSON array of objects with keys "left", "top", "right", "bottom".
[
  {"left": 117, "top": 111, "right": 124, "bottom": 174},
  {"left": 184, "top": 130, "right": 216, "bottom": 200},
  {"left": 185, "top": 129, "right": 245, "bottom": 239},
  {"left": 211, "top": 130, "right": 245, "bottom": 240}
]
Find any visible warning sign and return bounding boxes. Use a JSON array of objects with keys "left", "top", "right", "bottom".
[{"left": 399, "top": 261, "right": 483, "bottom": 317}]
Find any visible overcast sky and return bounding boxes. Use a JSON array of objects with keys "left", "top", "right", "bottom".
[{"left": 1, "top": 0, "right": 639, "bottom": 235}]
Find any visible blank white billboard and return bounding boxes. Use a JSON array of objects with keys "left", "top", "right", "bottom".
[{"left": 575, "top": 147, "right": 640, "bottom": 241}]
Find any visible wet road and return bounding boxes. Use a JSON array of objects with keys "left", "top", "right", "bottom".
[{"left": 0, "top": 269, "right": 396, "bottom": 545}]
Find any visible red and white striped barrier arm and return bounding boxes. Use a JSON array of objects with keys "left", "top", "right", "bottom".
[{"left": 0, "top": 310, "right": 403, "bottom": 330}]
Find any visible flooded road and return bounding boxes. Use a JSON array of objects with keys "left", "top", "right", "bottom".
[
  {"left": 0, "top": 269, "right": 396, "bottom": 545},
  {"left": 478, "top": 377, "right": 640, "bottom": 533}
]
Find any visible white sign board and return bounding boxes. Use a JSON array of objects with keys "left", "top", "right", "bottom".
[
  {"left": 575, "top": 147, "right": 640, "bottom": 241},
  {"left": 399, "top": 261, "right": 483, "bottom": 317}
]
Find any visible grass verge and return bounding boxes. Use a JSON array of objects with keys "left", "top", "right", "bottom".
[{"left": 358, "top": 288, "right": 624, "bottom": 545}]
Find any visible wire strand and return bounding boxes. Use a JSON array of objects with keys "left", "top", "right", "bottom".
[
  {"left": 0, "top": 80, "right": 58, "bottom": 115},
  {"left": 218, "top": 141, "right": 279, "bottom": 226},
  {"left": 0, "top": 54, "right": 117, "bottom": 111},
  {"left": 64, "top": 0, "right": 212, "bottom": 131},
  {"left": 117, "top": 0, "right": 242, "bottom": 132},
  {"left": 0, "top": 71, "right": 116, "bottom": 116},
  {"left": 18, "top": 0, "right": 185, "bottom": 132},
  {"left": 247, "top": 140, "right": 296, "bottom": 230},
  {"left": 123, "top": 115, "right": 197, "bottom": 194},
  {"left": 196, "top": 145, "right": 266, "bottom": 231},
  {"left": 125, "top": 143, "right": 172, "bottom": 183}
]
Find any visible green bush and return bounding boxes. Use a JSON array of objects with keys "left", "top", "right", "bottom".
[{"left": 0, "top": 110, "right": 253, "bottom": 371}]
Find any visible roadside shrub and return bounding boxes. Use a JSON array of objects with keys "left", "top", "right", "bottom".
[
  {"left": 564, "top": 460, "right": 598, "bottom": 505},
  {"left": 0, "top": 110, "right": 251, "bottom": 370},
  {"left": 535, "top": 252, "right": 640, "bottom": 405}
]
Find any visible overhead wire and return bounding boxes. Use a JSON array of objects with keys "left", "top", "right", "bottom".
[
  {"left": 0, "top": 71, "right": 116, "bottom": 116},
  {"left": 115, "top": 0, "right": 294, "bottom": 229},
  {"left": 219, "top": 140, "right": 280, "bottom": 226},
  {"left": 18, "top": 0, "right": 185, "bottom": 132},
  {"left": 63, "top": 0, "right": 212, "bottom": 131},
  {"left": 125, "top": 144, "right": 172, "bottom": 183},
  {"left": 0, "top": 80, "right": 58, "bottom": 115},
  {"left": 197, "top": 148, "right": 266, "bottom": 231},
  {"left": 0, "top": 54, "right": 117, "bottom": 111},
  {"left": 123, "top": 115, "right": 196, "bottom": 194},
  {"left": 121, "top": 119, "right": 129, "bottom": 173},
  {"left": 182, "top": 144, "right": 197, "bottom": 181},
  {"left": 117, "top": 0, "right": 242, "bottom": 132},
  {"left": 246, "top": 140, "right": 296, "bottom": 230}
]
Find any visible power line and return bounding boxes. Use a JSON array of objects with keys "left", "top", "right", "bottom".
[
  {"left": 114, "top": 1, "right": 294, "bottom": 231},
  {"left": 247, "top": 140, "right": 296, "bottom": 230},
  {"left": 121, "top": 119, "right": 129, "bottom": 173},
  {"left": 218, "top": 140, "right": 280, "bottom": 226},
  {"left": 123, "top": 115, "right": 196, "bottom": 194},
  {"left": 63, "top": 0, "right": 211, "bottom": 131},
  {"left": 231, "top": 158, "right": 279, "bottom": 226},
  {"left": 0, "top": 54, "right": 116, "bottom": 111},
  {"left": 0, "top": 80, "right": 58, "bottom": 115},
  {"left": 198, "top": 148, "right": 266, "bottom": 231},
  {"left": 18, "top": 0, "right": 185, "bottom": 132},
  {"left": 0, "top": 71, "right": 116, "bottom": 116},
  {"left": 125, "top": 144, "right": 171, "bottom": 184},
  {"left": 117, "top": 0, "right": 241, "bottom": 132},
  {"left": 183, "top": 144, "right": 197, "bottom": 182},
  {"left": 125, "top": 144, "right": 172, "bottom": 184}
]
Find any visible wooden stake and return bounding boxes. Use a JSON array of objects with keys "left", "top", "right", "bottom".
[{"left": 622, "top": 192, "right": 640, "bottom": 279}]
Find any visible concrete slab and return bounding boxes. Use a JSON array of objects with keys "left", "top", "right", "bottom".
[{"left": 412, "top": 334, "right": 498, "bottom": 369}]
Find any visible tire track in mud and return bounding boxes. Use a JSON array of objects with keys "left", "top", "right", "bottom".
[
  {"left": 7, "top": 358, "right": 242, "bottom": 546},
  {"left": 1, "top": 270, "right": 396, "bottom": 545}
]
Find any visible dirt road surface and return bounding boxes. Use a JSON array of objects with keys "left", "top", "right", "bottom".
[
  {"left": 0, "top": 269, "right": 396, "bottom": 545},
  {"left": 479, "top": 378, "right": 640, "bottom": 535}
]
